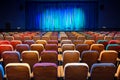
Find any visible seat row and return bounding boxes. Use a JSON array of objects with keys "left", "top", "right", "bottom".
[{"left": 0, "top": 62, "right": 120, "bottom": 80}]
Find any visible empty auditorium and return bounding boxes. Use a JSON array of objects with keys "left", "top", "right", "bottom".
[{"left": 0, "top": 0, "right": 120, "bottom": 80}]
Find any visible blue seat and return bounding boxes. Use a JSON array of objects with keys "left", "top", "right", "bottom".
[
  {"left": 90, "top": 63, "right": 116, "bottom": 80},
  {"left": 0, "top": 64, "right": 4, "bottom": 80}
]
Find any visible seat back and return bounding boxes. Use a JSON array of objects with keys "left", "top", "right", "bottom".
[
  {"left": 90, "top": 44, "right": 104, "bottom": 55},
  {"left": 81, "top": 50, "right": 99, "bottom": 68},
  {"left": 30, "top": 44, "right": 44, "bottom": 57},
  {"left": 64, "top": 63, "right": 88, "bottom": 80},
  {"left": 5, "top": 63, "right": 31, "bottom": 80},
  {"left": 16, "top": 44, "right": 30, "bottom": 54},
  {"left": 99, "top": 50, "right": 118, "bottom": 64},
  {"left": 0, "top": 64, "right": 4, "bottom": 80},
  {"left": 62, "top": 44, "right": 75, "bottom": 52},
  {"left": 2, "top": 51, "right": 20, "bottom": 66},
  {"left": 41, "top": 51, "right": 58, "bottom": 64},
  {"left": 63, "top": 50, "right": 80, "bottom": 67},
  {"left": 76, "top": 44, "right": 89, "bottom": 54},
  {"left": 0, "top": 44, "right": 13, "bottom": 59},
  {"left": 90, "top": 63, "right": 116, "bottom": 80},
  {"left": 33, "top": 63, "right": 57, "bottom": 80},
  {"left": 45, "top": 44, "right": 58, "bottom": 52},
  {"left": 22, "top": 51, "right": 39, "bottom": 69},
  {"left": 36, "top": 40, "right": 47, "bottom": 47}
]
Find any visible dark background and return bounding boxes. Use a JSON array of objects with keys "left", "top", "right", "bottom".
[{"left": 0, "top": 0, "right": 120, "bottom": 31}]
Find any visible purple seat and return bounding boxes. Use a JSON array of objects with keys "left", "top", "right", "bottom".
[{"left": 33, "top": 63, "right": 57, "bottom": 80}]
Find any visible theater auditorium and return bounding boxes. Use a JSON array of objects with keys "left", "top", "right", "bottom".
[{"left": 0, "top": 0, "right": 120, "bottom": 80}]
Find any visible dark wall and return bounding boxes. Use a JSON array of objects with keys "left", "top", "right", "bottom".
[
  {"left": 0, "top": 0, "right": 25, "bottom": 31},
  {"left": 98, "top": 0, "right": 120, "bottom": 31},
  {"left": 0, "top": 0, "right": 120, "bottom": 31}
]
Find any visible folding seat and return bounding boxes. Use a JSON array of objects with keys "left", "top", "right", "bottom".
[
  {"left": 21, "top": 51, "right": 39, "bottom": 69},
  {"left": 115, "top": 64, "right": 120, "bottom": 80},
  {"left": 0, "top": 40, "right": 10, "bottom": 45},
  {"left": 104, "top": 36, "right": 113, "bottom": 41},
  {"left": 45, "top": 44, "right": 58, "bottom": 52},
  {"left": 23, "top": 40, "right": 35, "bottom": 46},
  {"left": 41, "top": 50, "right": 58, "bottom": 64},
  {"left": 63, "top": 50, "right": 80, "bottom": 67},
  {"left": 61, "top": 40, "right": 72, "bottom": 46},
  {"left": 62, "top": 44, "right": 75, "bottom": 52},
  {"left": 47, "top": 40, "right": 58, "bottom": 45},
  {"left": 14, "top": 35, "right": 22, "bottom": 41},
  {"left": 2, "top": 51, "right": 20, "bottom": 66},
  {"left": 64, "top": 63, "right": 89, "bottom": 80},
  {"left": 0, "top": 34, "right": 4, "bottom": 40},
  {"left": 0, "top": 44, "right": 13, "bottom": 59},
  {"left": 73, "top": 40, "right": 84, "bottom": 46},
  {"left": 50, "top": 36, "right": 58, "bottom": 40},
  {"left": 106, "top": 44, "right": 120, "bottom": 52},
  {"left": 41, "top": 36, "right": 50, "bottom": 41},
  {"left": 76, "top": 44, "right": 89, "bottom": 54},
  {"left": 33, "top": 63, "right": 57, "bottom": 80},
  {"left": 10, "top": 40, "right": 22, "bottom": 50},
  {"left": 16, "top": 44, "right": 30, "bottom": 54},
  {"left": 81, "top": 50, "right": 99, "bottom": 68},
  {"left": 23, "top": 36, "right": 32, "bottom": 41},
  {"left": 114, "top": 36, "right": 120, "bottom": 41},
  {"left": 90, "top": 63, "right": 116, "bottom": 80},
  {"left": 33, "top": 36, "right": 41, "bottom": 41},
  {"left": 68, "top": 36, "right": 77, "bottom": 42},
  {"left": 95, "top": 36, "right": 104, "bottom": 42},
  {"left": 0, "top": 64, "right": 4, "bottom": 80},
  {"left": 5, "top": 63, "right": 31, "bottom": 80},
  {"left": 108, "top": 40, "right": 120, "bottom": 44},
  {"left": 99, "top": 50, "right": 118, "bottom": 64},
  {"left": 30, "top": 44, "right": 44, "bottom": 56},
  {"left": 77, "top": 36, "right": 85, "bottom": 41},
  {"left": 90, "top": 44, "right": 104, "bottom": 55},
  {"left": 97, "top": 40, "right": 108, "bottom": 49},
  {"left": 5, "top": 36, "right": 14, "bottom": 41},
  {"left": 60, "top": 36, "right": 68, "bottom": 41},
  {"left": 84, "top": 40, "right": 95, "bottom": 48},
  {"left": 36, "top": 40, "right": 47, "bottom": 47}
]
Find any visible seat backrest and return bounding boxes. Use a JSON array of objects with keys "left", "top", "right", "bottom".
[
  {"left": 73, "top": 40, "right": 84, "bottom": 46},
  {"left": 64, "top": 63, "right": 88, "bottom": 80},
  {"left": 106, "top": 44, "right": 120, "bottom": 52},
  {"left": 81, "top": 50, "right": 99, "bottom": 68},
  {"left": 47, "top": 40, "right": 58, "bottom": 45},
  {"left": 97, "top": 40, "right": 108, "bottom": 49},
  {"left": 23, "top": 40, "right": 35, "bottom": 46},
  {"left": 21, "top": 51, "right": 39, "bottom": 69},
  {"left": 76, "top": 44, "right": 89, "bottom": 54},
  {"left": 63, "top": 50, "right": 80, "bottom": 67},
  {"left": 5, "top": 63, "right": 31, "bottom": 80},
  {"left": 90, "top": 63, "right": 116, "bottom": 80},
  {"left": 84, "top": 40, "right": 95, "bottom": 48},
  {"left": 62, "top": 44, "right": 75, "bottom": 52},
  {"left": 0, "top": 64, "right": 4, "bottom": 80},
  {"left": 90, "top": 44, "right": 104, "bottom": 55},
  {"left": 5, "top": 36, "right": 14, "bottom": 41},
  {"left": 61, "top": 40, "right": 72, "bottom": 46},
  {"left": 10, "top": 40, "right": 22, "bottom": 50},
  {"left": 41, "top": 50, "right": 58, "bottom": 64},
  {"left": 33, "top": 63, "right": 57, "bottom": 80},
  {"left": 33, "top": 36, "right": 41, "bottom": 41},
  {"left": 99, "top": 50, "right": 118, "bottom": 64},
  {"left": 2, "top": 51, "right": 20, "bottom": 66},
  {"left": 0, "top": 44, "right": 13, "bottom": 59},
  {"left": 30, "top": 44, "right": 44, "bottom": 57},
  {"left": 16, "top": 44, "right": 30, "bottom": 54},
  {"left": 45, "top": 44, "right": 58, "bottom": 52},
  {"left": 36, "top": 40, "right": 47, "bottom": 47}
]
